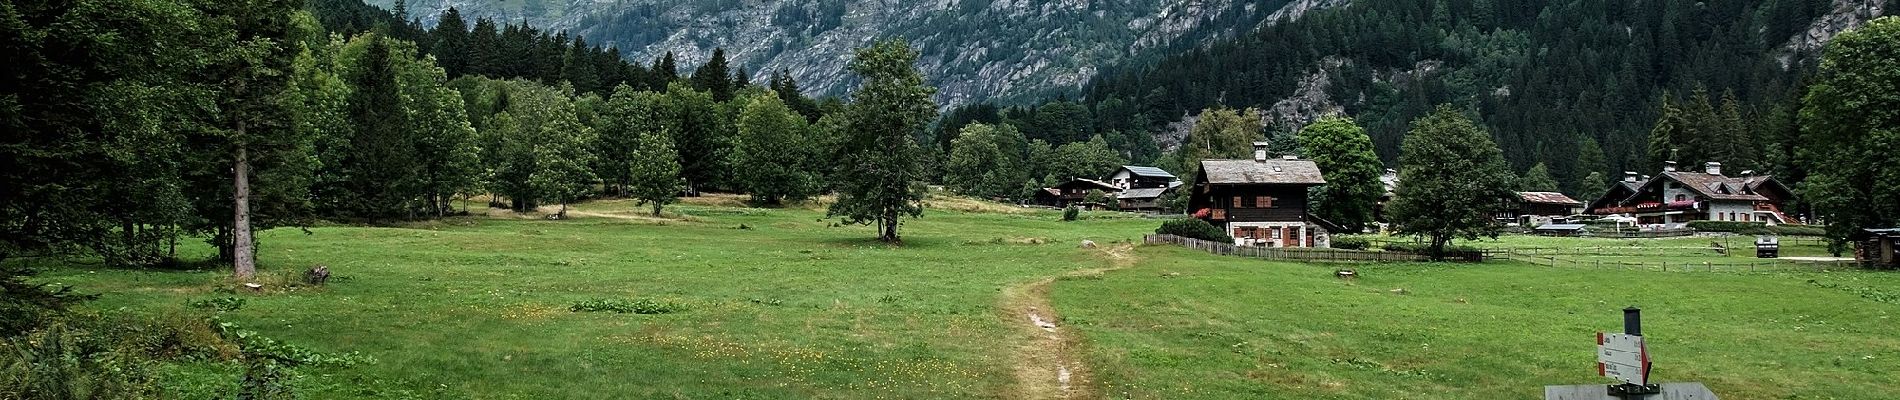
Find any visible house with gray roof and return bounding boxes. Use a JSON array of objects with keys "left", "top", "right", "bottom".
[
  {"left": 1186, "top": 142, "right": 1340, "bottom": 248},
  {"left": 1590, "top": 161, "right": 1796, "bottom": 227},
  {"left": 1106, "top": 165, "right": 1183, "bottom": 211}
]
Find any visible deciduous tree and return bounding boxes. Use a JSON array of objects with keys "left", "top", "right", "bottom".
[
  {"left": 1298, "top": 116, "right": 1383, "bottom": 233},
  {"left": 1799, "top": 16, "right": 1900, "bottom": 253},
  {"left": 1388, "top": 105, "right": 1517, "bottom": 259},
  {"left": 829, "top": 39, "right": 937, "bottom": 243}
]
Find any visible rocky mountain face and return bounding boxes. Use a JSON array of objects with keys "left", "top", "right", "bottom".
[{"left": 386, "top": 0, "right": 1334, "bottom": 106}]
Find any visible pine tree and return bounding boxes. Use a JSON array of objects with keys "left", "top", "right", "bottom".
[
  {"left": 432, "top": 8, "right": 468, "bottom": 76},
  {"left": 829, "top": 39, "right": 937, "bottom": 243},
  {"left": 692, "top": 48, "right": 734, "bottom": 102},
  {"left": 654, "top": 51, "right": 679, "bottom": 88}
]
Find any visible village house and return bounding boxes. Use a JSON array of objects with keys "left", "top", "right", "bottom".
[
  {"left": 1032, "top": 178, "right": 1118, "bottom": 208},
  {"left": 1187, "top": 142, "right": 1339, "bottom": 248},
  {"left": 1499, "top": 191, "right": 1584, "bottom": 226},
  {"left": 1856, "top": 228, "right": 1900, "bottom": 268},
  {"left": 1105, "top": 166, "right": 1183, "bottom": 211},
  {"left": 1589, "top": 161, "right": 1796, "bottom": 227}
]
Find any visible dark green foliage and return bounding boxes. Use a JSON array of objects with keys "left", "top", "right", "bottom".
[
  {"left": 945, "top": 123, "right": 1032, "bottom": 199},
  {"left": 1155, "top": 218, "right": 1233, "bottom": 243},
  {"left": 569, "top": 299, "right": 683, "bottom": 314},
  {"left": 1072, "top": 0, "right": 1845, "bottom": 182},
  {"left": 734, "top": 93, "right": 824, "bottom": 205},
  {"left": 1686, "top": 221, "right": 1826, "bottom": 236},
  {"left": 828, "top": 39, "right": 937, "bottom": 243},
  {"left": 1519, "top": 163, "right": 1559, "bottom": 192},
  {"left": 1063, "top": 206, "right": 1081, "bottom": 222},
  {"left": 1388, "top": 106, "right": 1518, "bottom": 260},
  {"left": 1298, "top": 116, "right": 1384, "bottom": 233},
  {"left": 1331, "top": 236, "right": 1371, "bottom": 250},
  {"left": 1798, "top": 16, "right": 1900, "bottom": 251},
  {"left": 691, "top": 48, "right": 735, "bottom": 102}
]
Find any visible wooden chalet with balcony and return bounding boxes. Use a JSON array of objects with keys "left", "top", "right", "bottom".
[
  {"left": 1187, "top": 143, "right": 1339, "bottom": 248},
  {"left": 1106, "top": 166, "right": 1183, "bottom": 211},
  {"left": 1589, "top": 161, "right": 1796, "bottom": 227}
]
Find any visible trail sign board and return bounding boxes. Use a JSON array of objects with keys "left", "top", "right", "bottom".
[{"left": 1597, "top": 332, "right": 1648, "bottom": 386}]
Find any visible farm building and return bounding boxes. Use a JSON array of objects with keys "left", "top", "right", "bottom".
[
  {"left": 1035, "top": 178, "right": 1119, "bottom": 208},
  {"left": 1588, "top": 161, "right": 1795, "bottom": 228},
  {"left": 1856, "top": 228, "right": 1900, "bottom": 268},
  {"left": 1106, "top": 166, "right": 1184, "bottom": 211},
  {"left": 1187, "top": 142, "right": 1339, "bottom": 248},
  {"left": 1500, "top": 191, "right": 1584, "bottom": 226}
]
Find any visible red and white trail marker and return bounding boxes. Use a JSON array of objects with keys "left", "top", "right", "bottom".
[{"left": 1597, "top": 332, "right": 1649, "bottom": 386}]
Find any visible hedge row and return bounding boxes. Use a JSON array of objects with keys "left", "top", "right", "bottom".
[{"left": 1687, "top": 221, "right": 1826, "bottom": 236}]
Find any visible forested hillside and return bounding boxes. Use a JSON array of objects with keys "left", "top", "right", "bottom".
[
  {"left": 375, "top": 0, "right": 1301, "bottom": 105},
  {"left": 979, "top": 0, "right": 1887, "bottom": 197}
]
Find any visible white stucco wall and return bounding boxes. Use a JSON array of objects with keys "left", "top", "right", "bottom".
[{"left": 1706, "top": 201, "right": 1757, "bottom": 222}]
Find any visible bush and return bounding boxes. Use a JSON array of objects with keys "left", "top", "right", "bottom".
[
  {"left": 569, "top": 299, "right": 683, "bottom": 315},
  {"left": 1688, "top": 221, "right": 1826, "bottom": 236},
  {"left": 1156, "top": 219, "right": 1233, "bottom": 243},
  {"left": 1332, "top": 236, "right": 1371, "bottom": 250},
  {"left": 1062, "top": 205, "right": 1080, "bottom": 221}
]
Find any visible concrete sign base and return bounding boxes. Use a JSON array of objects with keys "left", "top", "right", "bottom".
[{"left": 1545, "top": 382, "right": 1717, "bottom": 400}]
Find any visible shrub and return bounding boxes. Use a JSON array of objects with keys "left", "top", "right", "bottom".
[
  {"left": 570, "top": 299, "right": 683, "bottom": 315},
  {"left": 1062, "top": 205, "right": 1080, "bottom": 221},
  {"left": 1332, "top": 236, "right": 1371, "bottom": 250},
  {"left": 1688, "top": 221, "right": 1826, "bottom": 236},
  {"left": 1156, "top": 219, "right": 1233, "bottom": 243}
]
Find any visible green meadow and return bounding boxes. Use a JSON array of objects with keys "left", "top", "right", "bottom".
[{"left": 24, "top": 197, "right": 1900, "bottom": 398}]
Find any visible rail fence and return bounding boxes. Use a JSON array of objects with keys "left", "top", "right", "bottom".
[
  {"left": 1494, "top": 252, "right": 1858, "bottom": 273},
  {"left": 1144, "top": 234, "right": 1436, "bottom": 263}
]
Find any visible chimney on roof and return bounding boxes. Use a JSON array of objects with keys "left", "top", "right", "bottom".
[
  {"left": 1705, "top": 161, "right": 1722, "bottom": 175},
  {"left": 1252, "top": 141, "right": 1270, "bottom": 162},
  {"left": 1282, "top": 155, "right": 1298, "bottom": 160},
  {"left": 1624, "top": 171, "right": 1639, "bottom": 182},
  {"left": 1663, "top": 161, "right": 1678, "bottom": 172}
]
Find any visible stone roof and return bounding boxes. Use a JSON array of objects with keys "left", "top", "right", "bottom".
[
  {"left": 1655, "top": 171, "right": 1770, "bottom": 201},
  {"left": 1518, "top": 191, "right": 1583, "bottom": 206},
  {"left": 1199, "top": 159, "right": 1326, "bottom": 185},
  {"left": 1119, "top": 166, "right": 1176, "bottom": 179},
  {"left": 1117, "top": 187, "right": 1172, "bottom": 200},
  {"left": 1052, "top": 178, "right": 1119, "bottom": 192}
]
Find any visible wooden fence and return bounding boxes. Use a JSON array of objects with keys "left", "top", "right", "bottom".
[
  {"left": 1495, "top": 252, "right": 1859, "bottom": 273},
  {"left": 1144, "top": 234, "right": 1434, "bottom": 262}
]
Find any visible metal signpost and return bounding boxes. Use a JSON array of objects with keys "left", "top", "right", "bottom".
[{"left": 1546, "top": 308, "right": 1719, "bottom": 400}]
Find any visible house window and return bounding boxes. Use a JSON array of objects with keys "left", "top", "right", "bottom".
[
  {"left": 1674, "top": 194, "right": 1687, "bottom": 202},
  {"left": 1257, "top": 196, "right": 1274, "bottom": 208},
  {"left": 1232, "top": 196, "right": 1243, "bottom": 208},
  {"left": 1240, "top": 196, "right": 1257, "bottom": 208},
  {"left": 1742, "top": 214, "right": 1750, "bottom": 222},
  {"left": 1270, "top": 227, "right": 1282, "bottom": 239}
]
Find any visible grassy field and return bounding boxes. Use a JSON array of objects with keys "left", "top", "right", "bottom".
[
  {"left": 1052, "top": 247, "right": 1900, "bottom": 399},
  {"left": 22, "top": 196, "right": 1900, "bottom": 398}
]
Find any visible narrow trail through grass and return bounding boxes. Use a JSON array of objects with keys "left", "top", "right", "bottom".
[{"left": 1001, "top": 243, "right": 1140, "bottom": 399}]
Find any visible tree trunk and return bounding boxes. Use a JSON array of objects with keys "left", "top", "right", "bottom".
[
  {"left": 234, "top": 143, "right": 256, "bottom": 281},
  {"left": 651, "top": 202, "right": 662, "bottom": 217}
]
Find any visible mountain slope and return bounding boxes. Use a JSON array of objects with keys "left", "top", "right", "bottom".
[
  {"left": 1066, "top": 0, "right": 1888, "bottom": 195},
  {"left": 383, "top": 0, "right": 1325, "bottom": 105}
]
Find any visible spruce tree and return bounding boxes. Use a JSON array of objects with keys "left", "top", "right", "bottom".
[{"left": 692, "top": 48, "right": 734, "bottom": 101}]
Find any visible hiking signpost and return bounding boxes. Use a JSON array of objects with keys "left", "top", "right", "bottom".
[{"left": 1545, "top": 307, "right": 1719, "bottom": 400}]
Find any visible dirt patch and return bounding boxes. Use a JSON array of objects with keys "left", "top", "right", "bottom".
[{"left": 998, "top": 243, "right": 1139, "bottom": 399}]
